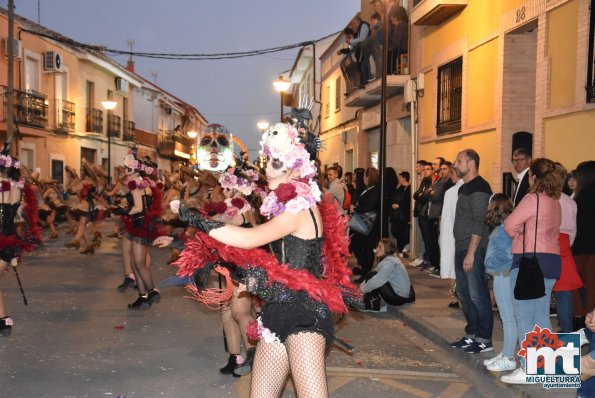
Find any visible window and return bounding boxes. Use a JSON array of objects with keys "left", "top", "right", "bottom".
[
  {"left": 335, "top": 77, "right": 341, "bottom": 112},
  {"left": 81, "top": 147, "right": 96, "bottom": 164},
  {"left": 436, "top": 57, "right": 463, "bottom": 135},
  {"left": 51, "top": 159, "right": 64, "bottom": 183},
  {"left": 587, "top": 0, "right": 595, "bottom": 103},
  {"left": 20, "top": 148, "right": 34, "bottom": 170},
  {"left": 325, "top": 85, "right": 330, "bottom": 118}
]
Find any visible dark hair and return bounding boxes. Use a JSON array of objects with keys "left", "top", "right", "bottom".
[
  {"left": 416, "top": 160, "right": 426, "bottom": 166},
  {"left": 378, "top": 238, "right": 397, "bottom": 261},
  {"left": 463, "top": 149, "right": 480, "bottom": 169},
  {"left": 529, "top": 158, "right": 561, "bottom": 199},
  {"left": 354, "top": 168, "right": 365, "bottom": 191},
  {"left": 336, "top": 164, "right": 343, "bottom": 179},
  {"left": 344, "top": 171, "right": 353, "bottom": 179},
  {"left": 343, "top": 27, "right": 354, "bottom": 36},
  {"left": 398, "top": 171, "right": 410, "bottom": 182},
  {"left": 327, "top": 166, "right": 338, "bottom": 174},
  {"left": 365, "top": 167, "right": 379, "bottom": 187},
  {"left": 442, "top": 161, "right": 453, "bottom": 168},
  {"left": 371, "top": 12, "right": 382, "bottom": 21},
  {"left": 485, "top": 193, "right": 513, "bottom": 229},
  {"left": 574, "top": 160, "right": 595, "bottom": 197},
  {"left": 513, "top": 148, "right": 532, "bottom": 160},
  {"left": 435, "top": 157, "right": 446, "bottom": 164}
]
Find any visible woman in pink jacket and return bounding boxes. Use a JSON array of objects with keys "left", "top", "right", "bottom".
[{"left": 501, "top": 158, "right": 562, "bottom": 385}]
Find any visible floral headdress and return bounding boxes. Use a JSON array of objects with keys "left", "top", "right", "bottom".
[
  {"left": 216, "top": 157, "right": 266, "bottom": 218},
  {"left": 122, "top": 148, "right": 156, "bottom": 176},
  {"left": 259, "top": 123, "right": 321, "bottom": 218},
  {"left": 0, "top": 141, "right": 23, "bottom": 191}
]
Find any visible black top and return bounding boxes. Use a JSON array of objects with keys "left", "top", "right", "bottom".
[
  {"left": 573, "top": 182, "right": 595, "bottom": 255},
  {"left": 514, "top": 171, "right": 530, "bottom": 207}
]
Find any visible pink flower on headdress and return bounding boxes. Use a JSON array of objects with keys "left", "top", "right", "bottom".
[
  {"left": 144, "top": 166, "right": 154, "bottom": 176},
  {"left": 274, "top": 183, "right": 297, "bottom": 202},
  {"left": 219, "top": 173, "right": 238, "bottom": 190},
  {"left": 293, "top": 180, "right": 311, "bottom": 197}
]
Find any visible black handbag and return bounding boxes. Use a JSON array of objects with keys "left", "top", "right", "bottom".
[{"left": 514, "top": 194, "right": 545, "bottom": 300}]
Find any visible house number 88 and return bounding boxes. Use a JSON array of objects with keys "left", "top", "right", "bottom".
[{"left": 516, "top": 6, "right": 526, "bottom": 23}]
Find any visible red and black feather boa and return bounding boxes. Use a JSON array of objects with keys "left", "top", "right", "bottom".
[
  {"left": 174, "top": 193, "right": 361, "bottom": 314},
  {"left": 0, "top": 181, "right": 42, "bottom": 252},
  {"left": 122, "top": 185, "right": 164, "bottom": 240}
]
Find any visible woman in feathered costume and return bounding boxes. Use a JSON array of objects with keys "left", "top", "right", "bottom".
[
  {"left": 111, "top": 149, "right": 163, "bottom": 309},
  {"left": 171, "top": 123, "right": 360, "bottom": 398},
  {"left": 0, "top": 142, "right": 42, "bottom": 336}
]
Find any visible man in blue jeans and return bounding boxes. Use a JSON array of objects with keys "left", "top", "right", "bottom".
[{"left": 450, "top": 149, "right": 494, "bottom": 354}]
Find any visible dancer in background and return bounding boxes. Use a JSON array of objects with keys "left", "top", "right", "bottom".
[{"left": 0, "top": 143, "right": 42, "bottom": 336}]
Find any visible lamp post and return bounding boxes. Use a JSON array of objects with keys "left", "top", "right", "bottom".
[
  {"left": 272, "top": 75, "right": 291, "bottom": 122},
  {"left": 256, "top": 121, "right": 270, "bottom": 170},
  {"left": 101, "top": 100, "right": 117, "bottom": 185}
]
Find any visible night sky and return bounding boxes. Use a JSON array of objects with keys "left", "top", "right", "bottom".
[{"left": 6, "top": 0, "right": 359, "bottom": 159}]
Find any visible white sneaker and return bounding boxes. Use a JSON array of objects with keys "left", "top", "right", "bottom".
[
  {"left": 579, "top": 328, "right": 590, "bottom": 347},
  {"left": 483, "top": 352, "right": 503, "bottom": 366},
  {"left": 487, "top": 356, "right": 516, "bottom": 372},
  {"left": 501, "top": 367, "right": 528, "bottom": 384},
  {"left": 403, "top": 244, "right": 410, "bottom": 253},
  {"left": 410, "top": 258, "right": 424, "bottom": 267}
]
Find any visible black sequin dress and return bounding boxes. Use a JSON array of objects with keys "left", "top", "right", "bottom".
[
  {"left": 245, "top": 211, "right": 334, "bottom": 344},
  {"left": 0, "top": 202, "right": 19, "bottom": 263}
]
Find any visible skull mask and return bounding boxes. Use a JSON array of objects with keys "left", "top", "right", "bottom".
[{"left": 196, "top": 123, "right": 234, "bottom": 172}]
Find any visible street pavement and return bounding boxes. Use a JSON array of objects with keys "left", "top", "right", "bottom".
[{"left": 0, "top": 219, "right": 572, "bottom": 398}]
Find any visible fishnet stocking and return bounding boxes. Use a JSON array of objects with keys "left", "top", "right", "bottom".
[
  {"left": 286, "top": 332, "right": 328, "bottom": 398},
  {"left": 121, "top": 237, "right": 134, "bottom": 276},
  {"left": 0, "top": 260, "right": 8, "bottom": 317},
  {"left": 131, "top": 242, "right": 154, "bottom": 294},
  {"left": 249, "top": 341, "right": 290, "bottom": 398},
  {"left": 231, "top": 287, "right": 256, "bottom": 349},
  {"left": 221, "top": 305, "right": 241, "bottom": 355}
]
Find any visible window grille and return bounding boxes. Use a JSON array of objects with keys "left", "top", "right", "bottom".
[{"left": 436, "top": 57, "right": 462, "bottom": 135}]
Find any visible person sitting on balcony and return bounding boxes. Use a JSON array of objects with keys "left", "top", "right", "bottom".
[
  {"left": 389, "top": 4, "right": 409, "bottom": 75},
  {"left": 339, "top": 15, "right": 370, "bottom": 88}
]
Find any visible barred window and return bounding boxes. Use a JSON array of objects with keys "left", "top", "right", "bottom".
[
  {"left": 335, "top": 77, "right": 341, "bottom": 112},
  {"left": 587, "top": 0, "right": 595, "bottom": 103},
  {"left": 436, "top": 57, "right": 462, "bottom": 135}
]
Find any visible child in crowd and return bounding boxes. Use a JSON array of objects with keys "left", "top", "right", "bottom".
[
  {"left": 483, "top": 194, "right": 517, "bottom": 372},
  {"left": 360, "top": 238, "right": 415, "bottom": 312}
]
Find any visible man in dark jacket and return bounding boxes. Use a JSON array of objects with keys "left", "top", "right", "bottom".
[
  {"left": 426, "top": 161, "right": 453, "bottom": 277},
  {"left": 512, "top": 148, "right": 531, "bottom": 207},
  {"left": 412, "top": 162, "right": 433, "bottom": 269}
]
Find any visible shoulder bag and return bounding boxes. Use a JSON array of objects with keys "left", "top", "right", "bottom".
[
  {"left": 349, "top": 211, "right": 377, "bottom": 235},
  {"left": 514, "top": 194, "right": 545, "bottom": 300}
]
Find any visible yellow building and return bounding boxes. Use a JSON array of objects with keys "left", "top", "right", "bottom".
[{"left": 410, "top": 0, "right": 595, "bottom": 191}]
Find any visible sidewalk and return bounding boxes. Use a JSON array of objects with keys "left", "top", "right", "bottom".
[{"left": 389, "top": 261, "right": 577, "bottom": 398}]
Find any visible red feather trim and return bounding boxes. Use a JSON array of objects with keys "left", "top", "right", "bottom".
[
  {"left": 22, "top": 181, "right": 42, "bottom": 251},
  {"left": 173, "top": 193, "right": 361, "bottom": 314},
  {"left": 184, "top": 266, "right": 233, "bottom": 308},
  {"left": 121, "top": 186, "right": 164, "bottom": 240}
]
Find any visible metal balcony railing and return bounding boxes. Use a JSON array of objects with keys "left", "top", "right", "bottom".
[
  {"left": 55, "top": 99, "right": 75, "bottom": 131},
  {"left": 0, "top": 85, "right": 49, "bottom": 128},
  {"left": 123, "top": 120, "right": 135, "bottom": 141},
  {"left": 107, "top": 113, "right": 121, "bottom": 137},
  {"left": 86, "top": 107, "right": 103, "bottom": 134}
]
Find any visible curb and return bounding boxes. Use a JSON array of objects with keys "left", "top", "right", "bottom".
[{"left": 389, "top": 305, "right": 550, "bottom": 398}]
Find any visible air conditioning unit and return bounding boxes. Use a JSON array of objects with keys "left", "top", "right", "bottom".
[
  {"left": 115, "top": 77, "right": 129, "bottom": 94},
  {"left": 2, "top": 38, "right": 22, "bottom": 59},
  {"left": 43, "top": 51, "right": 62, "bottom": 72}
]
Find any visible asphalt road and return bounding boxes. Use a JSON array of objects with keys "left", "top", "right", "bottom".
[{"left": 0, "top": 221, "right": 511, "bottom": 398}]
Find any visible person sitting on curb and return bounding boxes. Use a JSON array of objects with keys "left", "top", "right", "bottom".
[{"left": 359, "top": 238, "right": 415, "bottom": 312}]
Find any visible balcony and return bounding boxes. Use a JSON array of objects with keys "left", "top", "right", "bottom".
[
  {"left": 411, "top": 0, "right": 468, "bottom": 26},
  {"left": 55, "top": 99, "right": 75, "bottom": 132},
  {"left": 0, "top": 86, "right": 49, "bottom": 129},
  {"left": 107, "top": 113, "right": 121, "bottom": 138},
  {"left": 158, "top": 131, "right": 193, "bottom": 160},
  {"left": 123, "top": 120, "right": 135, "bottom": 141},
  {"left": 86, "top": 108, "right": 103, "bottom": 134}
]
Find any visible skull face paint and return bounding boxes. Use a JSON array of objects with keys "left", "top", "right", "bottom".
[{"left": 196, "top": 123, "right": 234, "bottom": 171}]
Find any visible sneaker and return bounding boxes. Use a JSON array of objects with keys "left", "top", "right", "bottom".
[
  {"left": 447, "top": 301, "right": 460, "bottom": 308},
  {"left": 410, "top": 258, "right": 424, "bottom": 267},
  {"left": 579, "top": 328, "right": 590, "bottom": 347},
  {"left": 147, "top": 289, "right": 161, "bottom": 306},
  {"left": 501, "top": 367, "right": 528, "bottom": 384},
  {"left": 464, "top": 341, "right": 493, "bottom": 354},
  {"left": 486, "top": 356, "right": 516, "bottom": 372},
  {"left": 450, "top": 337, "right": 474, "bottom": 349},
  {"left": 483, "top": 352, "right": 503, "bottom": 366},
  {"left": 128, "top": 295, "right": 150, "bottom": 310},
  {"left": 429, "top": 269, "right": 441, "bottom": 278},
  {"left": 117, "top": 276, "right": 136, "bottom": 292},
  {"left": 422, "top": 265, "right": 436, "bottom": 272}
]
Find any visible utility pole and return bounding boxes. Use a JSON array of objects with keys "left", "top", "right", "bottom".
[
  {"left": 378, "top": 1, "right": 390, "bottom": 239},
  {"left": 6, "top": 0, "right": 15, "bottom": 155}
]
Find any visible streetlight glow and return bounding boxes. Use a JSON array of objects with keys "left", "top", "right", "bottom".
[
  {"left": 101, "top": 100, "right": 117, "bottom": 110},
  {"left": 256, "top": 121, "right": 270, "bottom": 131},
  {"left": 272, "top": 76, "right": 291, "bottom": 93},
  {"left": 187, "top": 130, "right": 198, "bottom": 139}
]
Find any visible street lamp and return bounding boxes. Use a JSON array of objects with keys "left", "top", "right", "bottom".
[
  {"left": 272, "top": 75, "right": 291, "bottom": 121},
  {"left": 187, "top": 130, "right": 198, "bottom": 139},
  {"left": 101, "top": 100, "right": 117, "bottom": 184},
  {"left": 256, "top": 121, "right": 270, "bottom": 132}
]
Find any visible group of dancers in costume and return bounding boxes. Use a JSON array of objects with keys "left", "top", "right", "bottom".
[
  {"left": 155, "top": 115, "right": 361, "bottom": 397},
  {"left": 0, "top": 141, "right": 42, "bottom": 337}
]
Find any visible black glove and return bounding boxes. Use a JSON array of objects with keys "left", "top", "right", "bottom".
[{"left": 178, "top": 203, "right": 224, "bottom": 233}]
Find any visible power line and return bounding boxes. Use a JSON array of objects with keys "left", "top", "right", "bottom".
[{"left": 20, "top": 28, "right": 339, "bottom": 61}]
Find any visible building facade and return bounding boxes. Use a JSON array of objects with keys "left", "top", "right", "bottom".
[{"left": 410, "top": 0, "right": 595, "bottom": 191}]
